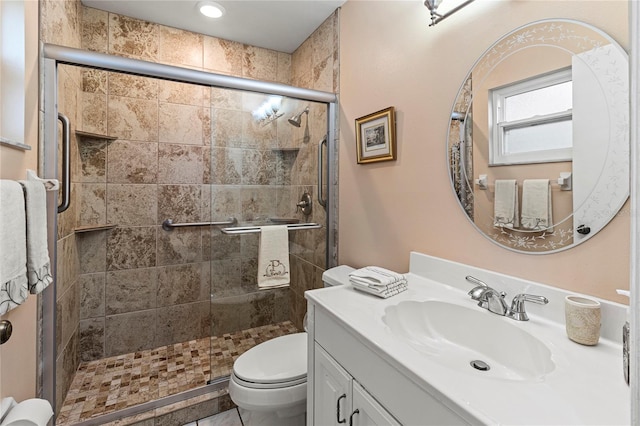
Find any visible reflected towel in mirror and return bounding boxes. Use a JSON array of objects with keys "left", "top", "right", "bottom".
[
  {"left": 521, "top": 179, "right": 553, "bottom": 231},
  {"left": 493, "top": 180, "right": 519, "bottom": 229}
]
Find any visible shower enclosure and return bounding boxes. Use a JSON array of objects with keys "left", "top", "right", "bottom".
[{"left": 41, "top": 44, "right": 337, "bottom": 425}]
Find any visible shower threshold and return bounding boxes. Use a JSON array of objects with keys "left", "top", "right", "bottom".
[{"left": 56, "top": 321, "right": 299, "bottom": 425}]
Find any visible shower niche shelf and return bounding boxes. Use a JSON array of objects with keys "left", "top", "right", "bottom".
[
  {"left": 76, "top": 130, "right": 118, "bottom": 141},
  {"left": 74, "top": 224, "right": 117, "bottom": 234}
]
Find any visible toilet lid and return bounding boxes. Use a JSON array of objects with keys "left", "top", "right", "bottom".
[{"left": 233, "top": 332, "right": 307, "bottom": 385}]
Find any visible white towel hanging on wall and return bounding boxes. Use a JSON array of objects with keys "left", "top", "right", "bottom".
[
  {"left": 18, "top": 180, "right": 53, "bottom": 294},
  {"left": 0, "top": 181, "right": 29, "bottom": 315}
]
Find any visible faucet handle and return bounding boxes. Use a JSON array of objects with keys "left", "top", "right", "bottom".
[
  {"left": 509, "top": 294, "right": 549, "bottom": 321},
  {"left": 466, "top": 276, "right": 490, "bottom": 308},
  {"left": 466, "top": 275, "right": 488, "bottom": 289}
]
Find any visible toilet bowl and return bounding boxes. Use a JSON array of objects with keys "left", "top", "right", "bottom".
[
  {"left": 229, "top": 332, "right": 308, "bottom": 425},
  {"left": 228, "top": 265, "right": 355, "bottom": 426}
]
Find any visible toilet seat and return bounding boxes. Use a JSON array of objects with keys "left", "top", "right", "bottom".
[
  {"left": 231, "top": 372, "right": 307, "bottom": 389},
  {"left": 232, "top": 332, "right": 307, "bottom": 389}
]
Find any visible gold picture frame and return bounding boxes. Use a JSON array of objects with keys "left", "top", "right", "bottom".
[{"left": 355, "top": 106, "right": 396, "bottom": 164}]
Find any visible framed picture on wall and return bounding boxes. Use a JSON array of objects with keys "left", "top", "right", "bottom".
[{"left": 355, "top": 106, "right": 396, "bottom": 164}]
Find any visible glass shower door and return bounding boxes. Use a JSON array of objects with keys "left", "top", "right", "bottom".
[{"left": 206, "top": 91, "right": 330, "bottom": 383}]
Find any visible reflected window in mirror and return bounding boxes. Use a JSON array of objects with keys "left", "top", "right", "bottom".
[{"left": 489, "top": 68, "right": 573, "bottom": 166}]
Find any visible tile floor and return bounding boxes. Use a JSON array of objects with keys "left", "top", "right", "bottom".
[
  {"left": 186, "top": 408, "right": 244, "bottom": 426},
  {"left": 57, "top": 321, "right": 299, "bottom": 425}
]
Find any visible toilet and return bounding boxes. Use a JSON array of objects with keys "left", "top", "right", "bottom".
[{"left": 229, "top": 265, "right": 354, "bottom": 426}]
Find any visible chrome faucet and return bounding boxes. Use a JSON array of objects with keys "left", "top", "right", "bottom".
[{"left": 465, "top": 276, "right": 548, "bottom": 321}]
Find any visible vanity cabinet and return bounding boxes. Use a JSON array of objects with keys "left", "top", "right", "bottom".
[
  {"left": 314, "top": 343, "right": 400, "bottom": 426},
  {"left": 308, "top": 304, "right": 470, "bottom": 425}
]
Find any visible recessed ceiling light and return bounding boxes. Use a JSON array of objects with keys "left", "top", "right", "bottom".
[{"left": 198, "top": 1, "right": 225, "bottom": 18}]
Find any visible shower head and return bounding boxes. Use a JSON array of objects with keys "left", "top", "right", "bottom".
[{"left": 288, "top": 107, "right": 309, "bottom": 127}]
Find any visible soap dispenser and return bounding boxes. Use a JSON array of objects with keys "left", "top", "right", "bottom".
[{"left": 616, "top": 289, "right": 630, "bottom": 385}]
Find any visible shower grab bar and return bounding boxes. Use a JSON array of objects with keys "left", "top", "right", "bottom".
[
  {"left": 57, "top": 113, "right": 71, "bottom": 213},
  {"left": 318, "top": 135, "right": 327, "bottom": 207},
  {"left": 221, "top": 223, "right": 322, "bottom": 235},
  {"left": 162, "top": 217, "right": 237, "bottom": 231}
]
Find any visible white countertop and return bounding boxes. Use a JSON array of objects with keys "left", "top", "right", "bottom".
[{"left": 306, "top": 253, "right": 630, "bottom": 425}]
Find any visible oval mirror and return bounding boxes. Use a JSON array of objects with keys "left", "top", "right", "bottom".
[{"left": 448, "top": 19, "right": 629, "bottom": 254}]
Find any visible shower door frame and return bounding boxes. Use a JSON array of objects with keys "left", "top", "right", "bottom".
[{"left": 41, "top": 43, "right": 338, "bottom": 422}]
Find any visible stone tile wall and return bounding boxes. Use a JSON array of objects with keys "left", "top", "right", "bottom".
[
  {"left": 41, "top": 0, "right": 340, "bottom": 414},
  {"left": 288, "top": 11, "right": 341, "bottom": 329},
  {"left": 75, "top": 6, "right": 340, "bottom": 360}
]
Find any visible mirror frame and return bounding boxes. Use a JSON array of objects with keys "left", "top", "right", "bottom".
[{"left": 447, "top": 19, "right": 629, "bottom": 254}]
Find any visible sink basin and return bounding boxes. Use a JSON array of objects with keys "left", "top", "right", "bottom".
[{"left": 382, "top": 300, "right": 555, "bottom": 381}]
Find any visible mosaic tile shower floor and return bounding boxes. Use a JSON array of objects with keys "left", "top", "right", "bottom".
[{"left": 57, "top": 321, "right": 300, "bottom": 425}]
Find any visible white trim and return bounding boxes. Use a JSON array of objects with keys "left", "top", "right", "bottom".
[
  {"left": 629, "top": 1, "right": 639, "bottom": 423},
  {"left": 0, "top": 0, "right": 26, "bottom": 146}
]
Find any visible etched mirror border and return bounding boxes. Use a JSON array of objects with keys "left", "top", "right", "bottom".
[{"left": 448, "top": 19, "right": 629, "bottom": 254}]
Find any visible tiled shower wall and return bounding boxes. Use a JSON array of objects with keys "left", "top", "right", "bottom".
[
  {"left": 41, "top": 0, "right": 339, "bottom": 414},
  {"left": 288, "top": 10, "right": 340, "bottom": 330}
]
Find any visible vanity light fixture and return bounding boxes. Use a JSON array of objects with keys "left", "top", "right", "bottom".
[
  {"left": 198, "top": 1, "right": 225, "bottom": 19},
  {"left": 424, "top": 0, "right": 475, "bottom": 26}
]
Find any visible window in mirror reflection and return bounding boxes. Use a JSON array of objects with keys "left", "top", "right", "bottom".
[{"left": 489, "top": 68, "right": 573, "bottom": 166}]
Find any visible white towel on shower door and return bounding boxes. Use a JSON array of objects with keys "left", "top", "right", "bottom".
[
  {"left": 18, "top": 180, "right": 53, "bottom": 294},
  {"left": 521, "top": 179, "right": 553, "bottom": 231},
  {"left": 257, "top": 225, "right": 290, "bottom": 289},
  {"left": 493, "top": 179, "right": 519, "bottom": 229},
  {"left": 0, "top": 180, "right": 29, "bottom": 315}
]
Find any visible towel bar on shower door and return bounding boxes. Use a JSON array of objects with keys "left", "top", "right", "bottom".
[
  {"left": 221, "top": 223, "right": 322, "bottom": 235},
  {"left": 162, "top": 217, "right": 237, "bottom": 231}
]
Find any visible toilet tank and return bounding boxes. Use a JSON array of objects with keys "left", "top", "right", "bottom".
[{"left": 322, "top": 265, "right": 355, "bottom": 288}]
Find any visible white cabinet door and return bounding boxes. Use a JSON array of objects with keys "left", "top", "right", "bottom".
[
  {"left": 314, "top": 344, "right": 352, "bottom": 426},
  {"left": 350, "top": 381, "right": 401, "bottom": 426}
]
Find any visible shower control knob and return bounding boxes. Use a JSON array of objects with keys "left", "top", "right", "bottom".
[
  {"left": 296, "top": 192, "right": 312, "bottom": 216},
  {"left": 0, "top": 320, "right": 12, "bottom": 345}
]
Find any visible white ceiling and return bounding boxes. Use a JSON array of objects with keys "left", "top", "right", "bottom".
[{"left": 81, "top": 0, "right": 346, "bottom": 53}]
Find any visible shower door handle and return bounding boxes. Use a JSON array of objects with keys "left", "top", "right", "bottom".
[
  {"left": 318, "top": 135, "right": 327, "bottom": 207},
  {"left": 57, "top": 113, "right": 71, "bottom": 214}
]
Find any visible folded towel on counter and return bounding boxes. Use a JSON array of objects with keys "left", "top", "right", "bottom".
[
  {"left": 257, "top": 225, "right": 290, "bottom": 289},
  {"left": 0, "top": 180, "right": 29, "bottom": 315},
  {"left": 349, "top": 266, "right": 406, "bottom": 287},
  {"left": 18, "top": 181, "right": 53, "bottom": 294},
  {"left": 493, "top": 179, "right": 519, "bottom": 229},
  {"left": 351, "top": 280, "right": 408, "bottom": 299},
  {"left": 349, "top": 266, "right": 408, "bottom": 298},
  {"left": 521, "top": 179, "right": 553, "bottom": 231}
]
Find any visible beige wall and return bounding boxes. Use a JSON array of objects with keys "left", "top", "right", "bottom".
[
  {"left": 338, "top": 0, "right": 630, "bottom": 302},
  {"left": 0, "top": 0, "right": 39, "bottom": 401}
]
